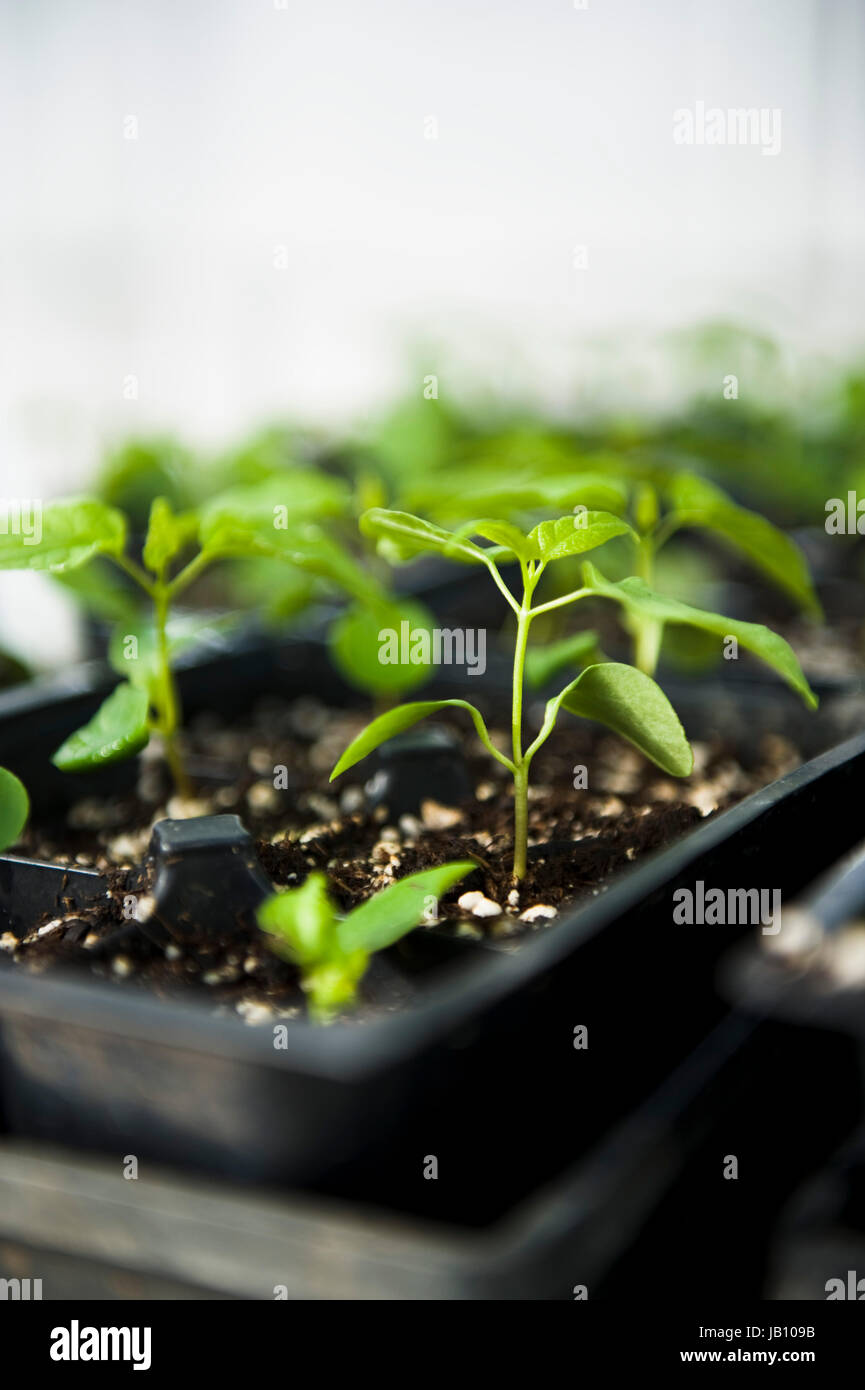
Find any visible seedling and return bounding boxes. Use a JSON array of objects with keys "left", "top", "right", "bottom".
[
  {"left": 331, "top": 509, "right": 817, "bottom": 880},
  {"left": 0, "top": 767, "right": 29, "bottom": 852},
  {"left": 0, "top": 478, "right": 413, "bottom": 793},
  {"left": 257, "top": 860, "right": 475, "bottom": 1022},
  {"left": 404, "top": 457, "right": 821, "bottom": 676},
  {"left": 618, "top": 472, "right": 822, "bottom": 674}
]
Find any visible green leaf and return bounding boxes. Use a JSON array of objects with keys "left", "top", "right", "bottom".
[
  {"left": 228, "top": 558, "right": 316, "bottom": 622},
  {"left": 462, "top": 519, "right": 537, "bottom": 562},
  {"left": 329, "top": 598, "right": 436, "bottom": 697},
  {"left": 404, "top": 469, "right": 629, "bottom": 522},
  {"left": 142, "top": 497, "right": 198, "bottom": 574},
  {"left": 51, "top": 683, "right": 151, "bottom": 772},
  {"left": 257, "top": 872, "right": 338, "bottom": 966},
  {"left": 52, "top": 558, "right": 142, "bottom": 624},
  {"left": 338, "top": 862, "right": 477, "bottom": 954},
  {"left": 0, "top": 767, "right": 29, "bottom": 852},
  {"left": 0, "top": 499, "right": 126, "bottom": 573},
  {"left": 528, "top": 512, "right": 634, "bottom": 562},
  {"left": 331, "top": 698, "right": 508, "bottom": 780},
  {"left": 201, "top": 513, "right": 381, "bottom": 608},
  {"left": 555, "top": 663, "right": 694, "bottom": 777},
  {"left": 359, "top": 509, "right": 490, "bottom": 566},
  {"left": 665, "top": 473, "right": 821, "bottom": 616},
  {"left": 582, "top": 562, "right": 818, "bottom": 709},
  {"left": 199, "top": 471, "right": 349, "bottom": 537},
  {"left": 525, "top": 629, "right": 602, "bottom": 688}
]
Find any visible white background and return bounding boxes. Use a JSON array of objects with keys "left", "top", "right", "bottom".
[{"left": 1, "top": 0, "right": 863, "bottom": 659}]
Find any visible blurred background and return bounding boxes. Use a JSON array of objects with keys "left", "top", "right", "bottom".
[{"left": 1, "top": 0, "right": 864, "bottom": 664}]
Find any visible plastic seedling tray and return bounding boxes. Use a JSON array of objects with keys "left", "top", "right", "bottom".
[
  {"left": 1, "top": 630, "right": 865, "bottom": 1205},
  {"left": 0, "top": 1012, "right": 835, "bottom": 1300}
]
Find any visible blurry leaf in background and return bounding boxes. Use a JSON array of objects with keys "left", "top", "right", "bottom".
[
  {"left": 0, "top": 499, "right": 126, "bottom": 573},
  {"left": 209, "top": 426, "right": 299, "bottom": 491},
  {"left": 525, "top": 629, "right": 603, "bottom": 689},
  {"left": 52, "top": 557, "right": 142, "bottom": 624},
  {"left": 227, "top": 557, "right": 316, "bottom": 623},
  {"left": 659, "top": 624, "right": 726, "bottom": 674},
  {"left": 199, "top": 471, "right": 350, "bottom": 536},
  {"left": 357, "top": 395, "right": 470, "bottom": 495},
  {"left": 142, "top": 497, "right": 199, "bottom": 575},
  {"left": 329, "top": 597, "right": 436, "bottom": 696},
  {"left": 664, "top": 472, "right": 821, "bottom": 616},
  {"left": 0, "top": 766, "right": 29, "bottom": 851},
  {"left": 98, "top": 438, "right": 198, "bottom": 529}
]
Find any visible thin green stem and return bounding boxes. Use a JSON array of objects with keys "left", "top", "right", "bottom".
[
  {"left": 633, "top": 535, "right": 663, "bottom": 674},
  {"left": 483, "top": 556, "right": 521, "bottom": 615},
  {"left": 153, "top": 581, "right": 191, "bottom": 798},
  {"left": 167, "top": 550, "right": 213, "bottom": 599},
  {"left": 109, "top": 552, "right": 156, "bottom": 598},
  {"left": 529, "top": 587, "right": 591, "bottom": 617},
  {"left": 512, "top": 763, "right": 529, "bottom": 881},
  {"left": 509, "top": 565, "right": 540, "bottom": 881}
]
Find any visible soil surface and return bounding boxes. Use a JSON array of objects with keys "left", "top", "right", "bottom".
[{"left": 2, "top": 696, "right": 801, "bottom": 1023}]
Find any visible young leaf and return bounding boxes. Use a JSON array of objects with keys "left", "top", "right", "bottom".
[
  {"left": 257, "top": 872, "right": 338, "bottom": 965},
  {"left": 51, "top": 683, "right": 150, "bottom": 772},
  {"left": 52, "top": 559, "right": 142, "bottom": 624},
  {"left": 201, "top": 515, "right": 382, "bottom": 609},
  {"left": 582, "top": 562, "right": 818, "bottom": 709},
  {"left": 359, "top": 509, "right": 490, "bottom": 566},
  {"left": 525, "top": 630, "right": 602, "bottom": 689},
  {"left": 198, "top": 471, "right": 349, "bottom": 533},
  {"left": 329, "top": 598, "right": 436, "bottom": 696},
  {"left": 404, "top": 470, "right": 629, "bottom": 522},
  {"left": 528, "top": 512, "right": 634, "bottom": 563},
  {"left": 331, "top": 698, "right": 510, "bottom": 779},
  {"left": 0, "top": 499, "right": 126, "bottom": 573},
  {"left": 337, "top": 862, "right": 476, "bottom": 954},
  {"left": 0, "top": 766, "right": 29, "bottom": 851},
  {"left": 555, "top": 662, "right": 693, "bottom": 777},
  {"left": 664, "top": 473, "right": 821, "bottom": 616},
  {"left": 462, "top": 519, "right": 537, "bottom": 563},
  {"left": 142, "top": 497, "right": 198, "bottom": 575}
]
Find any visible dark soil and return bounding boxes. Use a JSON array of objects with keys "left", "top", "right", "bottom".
[{"left": 2, "top": 695, "right": 801, "bottom": 1023}]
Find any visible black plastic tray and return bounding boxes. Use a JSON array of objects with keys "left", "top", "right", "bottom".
[
  {"left": 0, "top": 1011, "right": 850, "bottom": 1299},
  {"left": 1, "top": 631, "right": 864, "bottom": 1206}
]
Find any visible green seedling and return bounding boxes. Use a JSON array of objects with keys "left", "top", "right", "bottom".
[
  {"left": 0, "top": 767, "right": 29, "bottom": 852},
  {"left": 0, "top": 477, "right": 422, "bottom": 793},
  {"left": 620, "top": 472, "right": 822, "bottom": 674},
  {"left": 331, "top": 509, "right": 817, "bottom": 881},
  {"left": 257, "top": 861, "right": 475, "bottom": 1022},
  {"left": 401, "top": 443, "right": 820, "bottom": 676},
  {"left": 89, "top": 431, "right": 441, "bottom": 703}
]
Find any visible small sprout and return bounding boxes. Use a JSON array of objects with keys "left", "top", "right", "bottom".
[
  {"left": 331, "top": 508, "right": 816, "bottom": 880},
  {"left": 257, "top": 861, "right": 475, "bottom": 1023},
  {"left": 0, "top": 475, "right": 430, "bottom": 792},
  {"left": 0, "top": 767, "right": 29, "bottom": 852}
]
